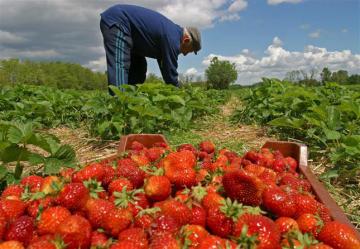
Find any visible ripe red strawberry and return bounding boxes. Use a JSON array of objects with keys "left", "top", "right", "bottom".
[
  {"left": 0, "top": 241, "right": 25, "bottom": 249},
  {"left": 2, "top": 185, "right": 24, "bottom": 199},
  {"left": 284, "top": 156, "right": 298, "bottom": 172},
  {"left": 131, "top": 141, "right": 145, "bottom": 151},
  {"left": 244, "top": 150, "right": 261, "bottom": 163},
  {"left": 102, "top": 165, "right": 116, "bottom": 187},
  {"left": 233, "top": 213, "right": 281, "bottom": 249},
  {"left": 131, "top": 154, "right": 150, "bottom": 167},
  {"left": 37, "top": 206, "right": 71, "bottom": 235},
  {"left": 199, "top": 141, "right": 215, "bottom": 154},
  {"left": 5, "top": 216, "right": 35, "bottom": 246},
  {"left": 145, "top": 147, "right": 166, "bottom": 162},
  {"left": 149, "top": 233, "right": 181, "bottom": 249},
  {"left": 90, "top": 231, "right": 108, "bottom": 248},
  {"left": 108, "top": 178, "right": 134, "bottom": 196},
  {"left": 280, "top": 173, "right": 311, "bottom": 192},
  {"left": 0, "top": 208, "right": 7, "bottom": 240},
  {"left": 189, "top": 204, "right": 206, "bottom": 227},
  {"left": 144, "top": 175, "right": 171, "bottom": 201},
  {"left": 27, "top": 240, "right": 57, "bottom": 249},
  {"left": 117, "top": 158, "right": 146, "bottom": 188},
  {"left": 262, "top": 186, "right": 296, "bottom": 217},
  {"left": 72, "top": 163, "right": 105, "bottom": 183},
  {"left": 153, "top": 142, "right": 168, "bottom": 148},
  {"left": 272, "top": 158, "right": 286, "bottom": 172},
  {"left": 297, "top": 213, "right": 323, "bottom": 237},
  {"left": 151, "top": 214, "right": 180, "bottom": 236},
  {"left": 103, "top": 208, "right": 133, "bottom": 237},
  {"left": 317, "top": 221, "right": 360, "bottom": 249},
  {"left": 0, "top": 199, "right": 27, "bottom": 221},
  {"left": 118, "top": 228, "right": 148, "bottom": 249},
  {"left": 155, "top": 199, "right": 192, "bottom": 226},
  {"left": 202, "top": 191, "right": 224, "bottom": 211},
  {"left": 182, "top": 225, "right": 209, "bottom": 248},
  {"left": 26, "top": 196, "right": 54, "bottom": 218},
  {"left": 293, "top": 193, "right": 319, "bottom": 218},
  {"left": 316, "top": 202, "right": 332, "bottom": 223},
  {"left": 57, "top": 182, "right": 89, "bottom": 210},
  {"left": 222, "top": 169, "right": 265, "bottom": 206},
  {"left": 207, "top": 206, "right": 234, "bottom": 238},
  {"left": 110, "top": 241, "right": 144, "bottom": 249},
  {"left": 177, "top": 144, "right": 197, "bottom": 155},
  {"left": 274, "top": 217, "right": 299, "bottom": 235},
  {"left": 163, "top": 151, "right": 197, "bottom": 188},
  {"left": 134, "top": 207, "right": 160, "bottom": 229},
  {"left": 308, "top": 243, "right": 334, "bottom": 249},
  {"left": 56, "top": 215, "right": 91, "bottom": 249},
  {"left": 20, "top": 176, "right": 43, "bottom": 192},
  {"left": 85, "top": 198, "right": 115, "bottom": 228},
  {"left": 198, "top": 235, "right": 228, "bottom": 249}
]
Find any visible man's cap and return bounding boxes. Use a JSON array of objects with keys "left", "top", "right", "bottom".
[{"left": 187, "top": 27, "right": 201, "bottom": 55}]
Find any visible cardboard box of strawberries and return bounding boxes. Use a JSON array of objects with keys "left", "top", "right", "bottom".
[{"left": 0, "top": 134, "right": 359, "bottom": 249}]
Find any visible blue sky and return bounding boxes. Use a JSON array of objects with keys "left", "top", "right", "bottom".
[{"left": 0, "top": 0, "right": 359, "bottom": 84}]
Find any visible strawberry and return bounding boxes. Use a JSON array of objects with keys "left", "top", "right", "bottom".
[
  {"left": 293, "top": 193, "right": 319, "bottom": 218},
  {"left": 162, "top": 151, "right": 197, "bottom": 188},
  {"left": 118, "top": 228, "right": 148, "bottom": 249},
  {"left": 131, "top": 154, "right": 150, "bottom": 167},
  {"left": 308, "top": 243, "right": 334, "bottom": 249},
  {"left": 1, "top": 185, "right": 24, "bottom": 199},
  {"left": 134, "top": 207, "right": 160, "bottom": 230},
  {"left": 0, "top": 199, "right": 27, "bottom": 221},
  {"left": 20, "top": 176, "right": 43, "bottom": 192},
  {"left": 0, "top": 241, "right": 25, "bottom": 249},
  {"left": 85, "top": 198, "right": 115, "bottom": 228},
  {"left": 316, "top": 202, "right": 332, "bottom": 223},
  {"left": 151, "top": 214, "right": 180, "bottom": 236},
  {"left": 27, "top": 240, "right": 57, "bottom": 249},
  {"left": 189, "top": 204, "right": 206, "bottom": 227},
  {"left": 317, "top": 221, "right": 360, "bottom": 249},
  {"left": 131, "top": 141, "right": 145, "bottom": 151},
  {"left": 153, "top": 142, "right": 168, "bottom": 148},
  {"left": 272, "top": 158, "right": 286, "bottom": 172},
  {"left": 90, "top": 231, "right": 108, "bottom": 248},
  {"left": 202, "top": 191, "right": 224, "bottom": 211},
  {"left": 182, "top": 225, "right": 209, "bottom": 249},
  {"left": 144, "top": 175, "right": 171, "bottom": 201},
  {"left": 37, "top": 206, "right": 71, "bottom": 235},
  {"left": 274, "top": 217, "right": 299, "bottom": 235},
  {"left": 5, "top": 215, "right": 35, "bottom": 246},
  {"left": 284, "top": 156, "right": 298, "bottom": 172},
  {"left": 280, "top": 173, "right": 311, "bottom": 192},
  {"left": 102, "top": 164, "right": 116, "bottom": 187},
  {"left": 177, "top": 144, "right": 197, "bottom": 155},
  {"left": 149, "top": 233, "right": 181, "bottom": 249},
  {"left": 26, "top": 196, "right": 54, "bottom": 218},
  {"left": 244, "top": 150, "right": 261, "bottom": 163},
  {"left": 197, "top": 235, "right": 228, "bottom": 249},
  {"left": 108, "top": 178, "right": 134, "bottom": 196},
  {"left": 222, "top": 169, "right": 265, "bottom": 206},
  {"left": 57, "top": 182, "right": 89, "bottom": 210},
  {"left": 72, "top": 163, "right": 105, "bottom": 183},
  {"left": 103, "top": 208, "right": 133, "bottom": 237},
  {"left": 297, "top": 213, "right": 323, "bottom": 237},
  {"left": 56, "top": 215, "right": 91, "bottom": 249},
  {"left": 0, "top": 208, "right": 7, "bottom": 240},
  {"left": 262, "top": 186, "right": 296, "bottom": 217},
  {"left": 155, "top": 199, "right": 192, "bottom": 226},
  {"left": 117, "top": 158, "right": 146, "bottom": 188},
  {"left": 59, "top": 168, "right": 75, "bottom": 181},
  {"left": 110, "top": 241, "right": 144, "bottom": 249},
  {"left": 145, "top": 147, "right": 166, "bottom": 162},
  {"left": 199, "top": 141, "right": 215, "bottom": 154},
  {"left": 233, "top": 214, "right": 281, "bottom": 249}
]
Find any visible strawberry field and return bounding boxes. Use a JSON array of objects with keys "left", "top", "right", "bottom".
[{"left": 0, "top": 81, "right": 359, "bottom": 248}]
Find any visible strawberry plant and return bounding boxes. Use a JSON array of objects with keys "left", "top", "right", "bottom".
[{"left": 0, "top": 121, "right": 76, "bottom": 188}]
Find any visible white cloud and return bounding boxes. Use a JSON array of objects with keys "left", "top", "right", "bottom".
[
  {"left": 300, "top": 24, "right": 310, "bottom": 30},
  {"left": 308, "top": 30, "right": 321, "bottom": 38},
  {"left": 342, "top": 28, "right": 348, "bottom": 33},
  {"left": 268, "top": 0, "right": 303, "bottom": 5},
  {"left": 202, "top": 37, "right": 360, "bottom": 85},
  {"left": 85, "top": 56, "right": 107, "bottom": 72},
  {"left": 184, "top": 67, "right": 198, "bottom": 76},
  {"left": 228, "top": 0, "right": 248, "bottom": 12},
  {"left": 219, "top": 14, "right": 241, "bottom": 22}
]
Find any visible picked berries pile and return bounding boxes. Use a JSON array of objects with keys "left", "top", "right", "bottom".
[{"left": 0, "top": 140, "right": 359, "bottom": 249}]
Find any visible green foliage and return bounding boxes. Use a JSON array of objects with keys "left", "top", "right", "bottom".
[
  {"left": 231, "top": 78, "right": 360, "bottom": 181},
  {"left": 0, "top": 83, "right": 222, "bottom": 140},
  {"left": 205, "top": 57, "right": 238, "bottom": 89},
  {"left": 0, "top": 121, "right": 76, "bottom": 187},
  {"left": 0, "top": 59, "right": 107, "bottom": 90}
]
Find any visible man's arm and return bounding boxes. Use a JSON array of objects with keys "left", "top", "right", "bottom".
[{"left": 157, "top": 37, "right": 180, "bottom": 87}]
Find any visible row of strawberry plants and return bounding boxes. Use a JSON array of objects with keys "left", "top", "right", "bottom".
[
  {"left": 0, "top": 83, "right": 225, "bottom": 139},
  {"left": 231, "top": 79, "right": 360, "bottom": 181}
]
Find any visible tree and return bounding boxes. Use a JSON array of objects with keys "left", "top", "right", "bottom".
[
  {"left": 284, "top": 70, "right": 302, "bottom": 83},
  {"left": 145, "top": 73, "right": 163, "bottom": 83},
  {"left": 348, "top": 74, "right": 360, "bottom": 84},
  {"left": 321, "top": 67, "right": 331, "bottom": 84},
  {"left": 205, "top": 57, "right": 237, "bottom": 89},
  {"left": 331, "top": 70, "right": 349, "bottom": 84}
]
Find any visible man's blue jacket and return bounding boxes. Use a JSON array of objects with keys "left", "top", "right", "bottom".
[{"left": 101, "top": 4, "right": 183, "bottom": 86}]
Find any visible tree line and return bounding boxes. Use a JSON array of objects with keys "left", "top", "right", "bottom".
[{"left": 0, "top": 59, "right": 107, "bottom": 90}]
